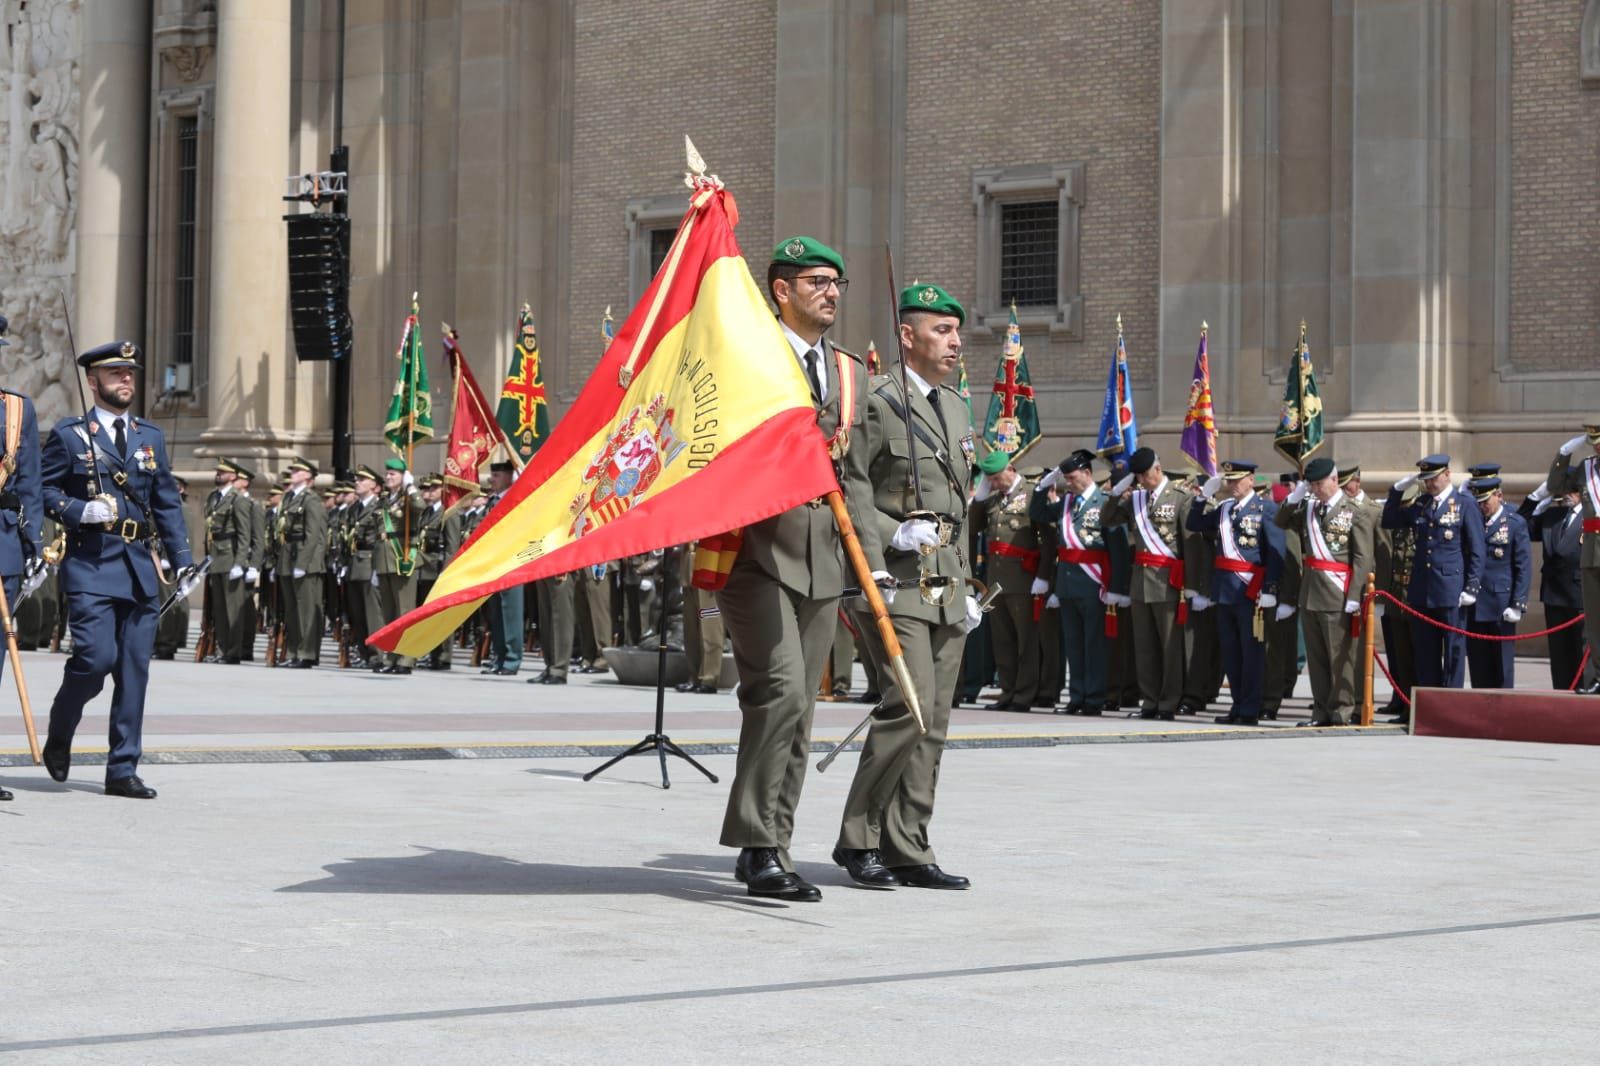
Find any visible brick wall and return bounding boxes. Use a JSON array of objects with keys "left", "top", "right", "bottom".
[
  {"left": 1510, "top": 0, "right": 1600, "bottom": 372},
  {"left": 566, "top": 0, "right": 776, "bottom": 392},
  {"left": 903, "top": 0, "right": 1162, "bottom": 396}
]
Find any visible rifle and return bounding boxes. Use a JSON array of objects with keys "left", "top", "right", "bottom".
[
  {"left": 193, "top": 573, "right": 215, "bottom": 662},
  {"left": 265, "top": 570, "right": 283, "bottom": 667},
  {"left": 337, "top": 609, "right": 350, "bottom": 668}
]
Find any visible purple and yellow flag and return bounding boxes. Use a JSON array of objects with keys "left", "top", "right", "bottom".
[{"left": 1179, "top": 324, "right": 1217, "bottom": 477}]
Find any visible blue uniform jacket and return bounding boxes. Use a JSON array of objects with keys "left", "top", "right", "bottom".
[
  {"left": 41, "top": 413, "right": 192, "bottom": 601},
  {"left": 0, "top": 389, "right": 43, "bottom": 577},
  {"left": 1382, "top": 484, "right": 1484, "bottom": 609},
  {"left": 1184, "top": 492, "right": 1285, "bottom": 607},
  {"left": 1470, "top": 507, "right": 1531, "bottom": 622}
]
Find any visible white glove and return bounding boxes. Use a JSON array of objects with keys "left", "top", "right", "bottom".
[
  {"left": 1037, "top": 468, "right": 1063, "bottom": 492},
  {"left": 228, "top": 564, "right": 244, "bottom": 580},
  {"left": 1530, "top": 481, "right": 1551, "bottom": 503},
  {"left": 1560, "top": 435, "right": 1588, "bottom": 457},
  {"left": 1375, "top": 603, "right": 1385, "bottom": 618},
  {"left": 294, "top": 567, "right": 308, "bottom": 579},
  {"left": 963, "top": 595, "right": 983, "bottom": 634},
  {"left": 1109, "top": 592, "right": 1132, "bottom": 608},
  {"left": 1029, "top": 578, "right": 1050, "bottom": 596},
  {"left": 161, "top": 558, "right": 173, "bottom": 572},
  {"left": 1275, "top": 604, "right": 1297, "bottom": 622},
  {"left": 971, "top": 477, "right": 994, "bottom": 503},
  {"left": 1458, "top": 591, "right": 1477, "bottom": 607},
  {"left": 21, "top": 566, "right": 47, "bottom": 596},
  {"left": 1258, "top": 592, "right": 1277, "bottom": 610},
  {"left": 640, "top": 578, "right": 654, "bottom": 593},
  {"left": 1045, "top": 594, "right": 1060, "bottom": 609},
  {"left": 402, "top": 471, "right": 415, "bottom": 488},
  {"left": 1502, "top": 607, "right": 1522, "bottom": 624},
  {"left": 1190, "top": 594, "right": 1212, "bottom": 612},
  {"left": 1533, "top": 497, "right": 1554, "bottom": 516},
  {"left": 890, "top": 518, "right": 942, "bottom": 553},
  {"left": 245, "top": 567, "right": 260, "bottom": 584},
  {"left": 1285, "top": 480, "right": 1309, "bottom": 504},
  {"left": 337, "top": 566, "right": 348, "bottom": 581},
  {"left": 1112, "top": 474, "right": 1135, "bottom": 496},
  {"left": 870, "top": 569, "right": 896, "bottom": 606},
  {"left": 1200, "top": 475, "right": 1223, "bottom": 499},
  {"left": 369, "top": 571, "right": 379, "bottom": 587},
  {"left": 1343, "top": 599, "right": 1360, "bottom": 615},
  {"left": 80, "top": 498, "right": 115, "bottom": 524},
  {"left": 1393, "top": 473, "right": 1418, "bottom": 492}
]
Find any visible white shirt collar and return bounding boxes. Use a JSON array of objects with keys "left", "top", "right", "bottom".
[
  {"left": 1348, "top": 490, "right": 1366, "bottom": 505},
  {"left": 92, "top": 405, "right": 130, "bottom": 435},
  {"left": 216, "top": 484, "right": 232, "bottom": 498},
  {"left": 779, "top": 320, "right": 827, "bottom": 403},
  {"left": 1232, "top": 489, "right": 1255, "bottom": 507},
  {"left": 904, "top": 366, "right": 935, "bottom": 398}
]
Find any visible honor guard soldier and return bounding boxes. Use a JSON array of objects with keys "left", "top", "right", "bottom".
[
  {"left": 275, "top": 456, "right": 328, "bottom": 669},
  {"left": 415, "top": 474, "right": 458, "bottom": 669},
  {"left": 478, "top": 462, "right": 524, "bottom": 675},
  {"left": 834, "top": 282, "right": 979, "bottom": 892},
  {"left": 1382, "top": 454, "right": 1484, "bottom": 692},
  {"left": 369, "top": 457, "right": 427, "bottom": 674},
  {"left": 1463, "top": 476, "right": 1530, "bottom": 689},
  {"left": 532, "top": 571, "right": 575, "bottom": 685},
  {"left": 970, "top": 449, "right": 1044, "bottom": 711},
  {"left": 345, "top": 467, "right": 383, "bottom": 664},
  {"left": 1100, "top": 447, "right": 1194, "bottom": 720},
  {"left": 1547, "top": 426, "right": 1600, "bottom": 693},
  {"left": 1276, "top": 457, "right": 1375, "bottom": 725},
  {"left": 716, "top": 236, "right": 873, "bottom": 902},
  {"left": 575, "top": 559, "right": 616, "bottom": 674},
  {"left": 0, "top": 332, "right": 42, "bottom": 801},
  {"left": 1031, "top": 449, "right": 1111, "bottom": 715},
  {"left": 204, "top": 458, "right": 260, "bottom": 663},
  {"left": 1187, "top": 460, "right": 1284, "bottom": 725},
  {"left": 40, "top": 340, "right": 194, "bottom": 797}
]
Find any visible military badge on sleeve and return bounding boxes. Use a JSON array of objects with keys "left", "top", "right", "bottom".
[{"left": 959, "top": 433, "right": 976, "bottom": 465}]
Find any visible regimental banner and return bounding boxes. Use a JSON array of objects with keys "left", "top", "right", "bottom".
[
  {"left": 1273, "top": 321, "right": 1324, "bottom": 469},
  {"left": 440, "top": 324, "right": 512, "bottom": 518},
  {"left": 981, "top": 304, "right": 1039, "bottom": 462},
  {"left": 383, "top": 294, "right": 434, "bottom": 453},
  {"left": 370, "top": 178, "right": 840, "bottom": 656},
  {"left": 1180, "top": 325, "right": 1218, "bottom": 477},
  {"left": 1096, "top": 318, "right": 1139, "bottom": 458},
  {"left": 496, "top": 304, "right": 550, "bottom": 468}
]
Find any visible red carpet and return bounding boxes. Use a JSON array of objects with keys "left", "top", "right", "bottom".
[{"left": 1413, "top": 687, "right": 1600, "bottom": 745}]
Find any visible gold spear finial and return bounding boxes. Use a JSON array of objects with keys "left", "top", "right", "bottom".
[
  {"left": 1201, "top": 320, "right": 1209, "bottom": 334},
  {"left": 1116, "top": 312, "right": 1123, "bottom": 335},
  {"left": 440, "top": 321, "right": 453, "bottom": 336}
]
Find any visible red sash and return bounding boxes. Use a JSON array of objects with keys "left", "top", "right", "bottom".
[
  {"left": 990, "top": 541, "right": 1040, "bottom": 574},
  {"left": 1057, "top": 547, "right": 1110, "bottom": 573},
  {"left": 1304, "top": 557, "right": 1352, "bottom": 594},
  {"left": 1212, "top": 556, "right": 1265, "bottom": 601},
  {"left": 1134, "top": 551, "right": 1188, "bottom": 624},
  {"left": 1584, "top": 518, "right": 1600, "bottom": 534}
]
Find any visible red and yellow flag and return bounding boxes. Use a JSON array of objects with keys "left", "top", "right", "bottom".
[
  {"left": 439, "top": 324, "right": 511, "bottom": 518},
  {"left": 371, "top": 179, "right": 839, "bottom": 656}
]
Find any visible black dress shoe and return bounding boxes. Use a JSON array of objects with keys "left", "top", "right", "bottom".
[
  {"left": 1213, "top": 714, "right": 1259, "bottom": 726},
  {"left": 480, "top": 665, "right": 501, "bottom": 675},
  {"left": 983, "top": 700, "right": 1013, "bottom": 711},
  {"left": 221, "top": 656, "right": 241, "bottom": 665},
  {"left": 390, "top": 666, "right": 412, "bottom": 675},
  {"left": 1157, "top": 712, "right": 1176, "bottom": 721},
  {"left": 283, "top": 659, "right": 311, "bottom": 670},
  {"left": 856, "top": 690, "right": 881, "bottom": 705},
  {"left": 891, "top": 863, "right": 970, "bottom": 890},
  {"left": 491, "top": 667, "right": 517, "bottom": 676},
  {"left": 104, "top": 775, "right": 157, "bottom": 799},
  {"left": 1138, "top": 709, "right": 1159, "bottom": 719},
  {"left": 832, "top": 847, "right": 901, "bottom": 887},
  {"left": 1080, "top": 706, "right": 1102, "bottom": 717},
  {"left": 42, "top": 742, "right": 69, "bottom": 782},
  {"left": 540, "top": 674, "right": 567, "bottom": 685},
  {"left": 691, "top": 682, "right": 717, "bottom": 694},
  {"left": 0, "top": 784, "right": 12, "bottom": 801},
  {"left": 738, "top": 847, "right": 821, "bottom": 901},
  {"left": 1261, "top": 709, "right": 1279, "bottom": 720},
  {"left": 674, "top": 681, "right": 697, "bottom": 693}
]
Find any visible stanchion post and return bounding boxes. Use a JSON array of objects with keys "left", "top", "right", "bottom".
[{"left": 1360, "top": 572, "right": 1377, "bottom": 726}]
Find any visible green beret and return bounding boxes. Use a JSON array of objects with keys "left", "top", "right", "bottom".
[
  {"left": 771, "top": 235, "right": 844, "bottom": 274},
  {"left": 384, "top": 457, "right": 407, "bottom": 472},
  {"left": 899, "top": 283, "right": 965, "bottom": 325},
  {"left": 978, "top": 450, "right": 1012, "bottom": 475},
  {"left": 1304, "top": 457, "right": 1336, "bottom": 481}
]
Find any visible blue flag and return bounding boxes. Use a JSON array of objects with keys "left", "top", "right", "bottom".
[{"left": 1096, "top": 328, "right": 1139, "bottom": 457}]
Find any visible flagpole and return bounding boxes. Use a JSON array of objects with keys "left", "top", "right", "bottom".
[
  {"left": 1296, "top": 319, "right": 1308, "bottom": 478},
  {"left": 403, "top": 292, "right": 417, "bottom": 562}
]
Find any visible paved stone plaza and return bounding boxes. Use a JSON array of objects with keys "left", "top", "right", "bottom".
[{"left": 1, "top": 653, "right": 1596, "bottom": 1063}]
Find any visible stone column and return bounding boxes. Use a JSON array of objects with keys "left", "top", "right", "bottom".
[
  {"left": 76, "top": 3, "right": 151, "bottom": 347},
  {"left": 205, "top": 0, "right": 291, "bottom": 444}
]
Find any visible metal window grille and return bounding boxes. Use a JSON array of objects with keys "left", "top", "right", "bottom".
[
  {"left": 648, "top": 228, "right": 676, "bottom": 278},
  {"left": 999, "top": 200, "right": 1059, "bottom": 308},
  {"left": 174, "top": 116, "right": 199, "bottom": 365}
]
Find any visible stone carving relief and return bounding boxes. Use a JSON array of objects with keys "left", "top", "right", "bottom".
[
  {"left": 161, "top": 44, "right": 210, "bottom": 83},
  {"left": 0, "top": 0, "right": 78, "bottom": 425}
]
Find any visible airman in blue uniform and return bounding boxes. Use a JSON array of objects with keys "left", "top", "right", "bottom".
[
  {"left": 1381, "top": 454, "right": 1484, "bottom": 692},
  {"left": 39, "top": 341, "right": 193, "bottom": 798},
  {"left": 0, "top": 312, "right": 43, "bottom": 801},
  {"left": 1463, "top": 475, "right": 1531, "bottom": 689},
  {"left": 1186, "top": 460, "right": 1284, "bottom": 725}
]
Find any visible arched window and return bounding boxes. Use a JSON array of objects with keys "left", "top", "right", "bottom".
[{"left": 1583, "top": 0, "right": 1600, "bottom": 86}]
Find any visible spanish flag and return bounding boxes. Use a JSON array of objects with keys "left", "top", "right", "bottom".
[{"left": 370, "top": 176, "right": 839, "bottom": 656}]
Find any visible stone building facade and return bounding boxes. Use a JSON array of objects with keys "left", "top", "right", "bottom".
[{"left": 6, "top": 0, "right": 1597, "bottom": 487}]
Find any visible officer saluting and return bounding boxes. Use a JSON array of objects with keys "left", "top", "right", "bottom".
[
  {"left": 40, "top": 341, "right": 193, "bottom": 798},
  {"left": 1382, "top": 454, "right": 1484, "bottom": 692},
  {"left": 0, "top": 312, "right": 43, "bottom": 802},
  {"left": 1462, "top": 475, "right": 1530, "bottom": 689}
]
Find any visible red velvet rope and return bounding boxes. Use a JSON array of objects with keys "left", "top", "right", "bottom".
[{"left": 1369, "top": 589, "right": 1584, "bottom": 642}]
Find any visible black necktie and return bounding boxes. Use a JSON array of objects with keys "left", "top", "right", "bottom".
[
  {"left": 804, "top": 349, "right": 822, "bottom": 405},
  {"left": 112, "top": 417, "right": 127, "bottom": 458},
  {"left": 926, "top": 387, "right": 947, "bottom": 434}
]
